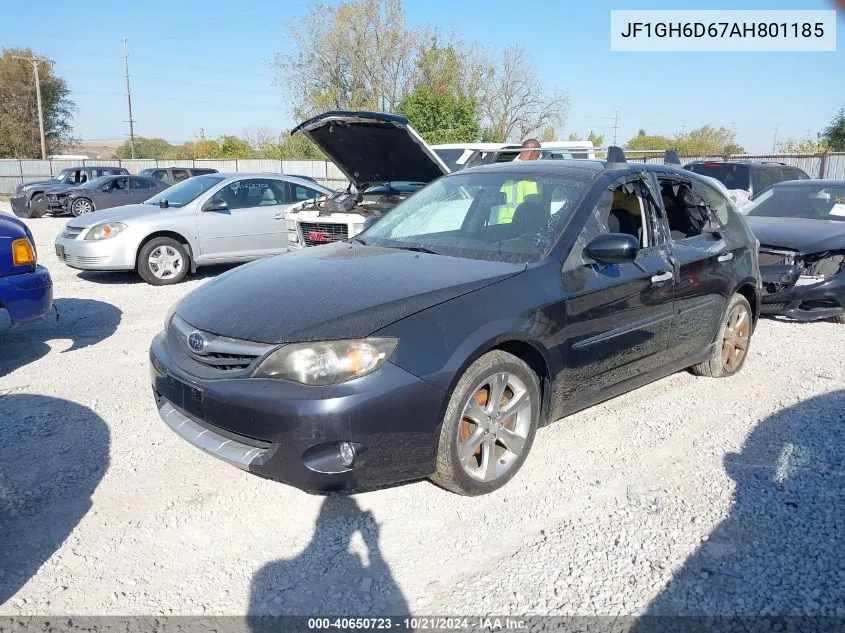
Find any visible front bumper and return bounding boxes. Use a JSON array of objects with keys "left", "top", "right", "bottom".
[
  {"left": 149, "top": 331, "right": 447, "bottom": 492},
  {"left": 0, "top": 266, "right": 53, "bottom": 326},
  {"left": 54, "top": 232, "right": 137, "bottom": 271},
  {"left": 9, "top": 194, "right": 29, "bottom": 216},
  {"left": 47, "top": 195, "right": 70, "bottom": 214},
  {"left": 760, "top": 265, "right": 845, "bottom": 322}
]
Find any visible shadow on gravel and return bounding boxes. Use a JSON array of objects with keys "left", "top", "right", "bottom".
[
  {"left": 249, "top": 495, "right": 409, "bottom": 622},
  {"left": 77, "top": 263, "right": 240, "bottom": 285},
  {"left": 0, "top": 298, "right": 121, "bottom": 376},
  {"left": 637, "top": 389, "right": 845, "bottom": 622},
  {"left": 0, "top": 394, "right": 109, "bottom": 606}
]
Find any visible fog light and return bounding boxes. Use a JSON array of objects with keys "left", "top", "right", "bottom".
[{"left": 339, "top": 441, "right": 355, "bottom": 466}]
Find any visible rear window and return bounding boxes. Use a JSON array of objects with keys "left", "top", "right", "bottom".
[{"left": 685, "top": 163, "right": 750, "bottom": 192}]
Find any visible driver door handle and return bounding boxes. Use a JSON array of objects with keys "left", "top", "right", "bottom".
[
  {"left": 651, "top": 271, "right": 673, "bottom": 283},
  {"left": 717, "top": 252, "right": 733, "bottom": 262}
]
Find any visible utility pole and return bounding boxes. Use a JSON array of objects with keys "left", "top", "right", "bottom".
[
  {"left": 612, "top": 110, "right": 619, "bottom": 145},
  {"left": 123, "top": 38, "right": 136, "bottom": 159},
  {"left": 12, "top": 54, "right": 52, "bottom": 159},
  {"left": 680, "top": 120, "right": 687, "bottom": 136},
  {"left": 772, "top": 123, "right": 780, "bottom": 153}
]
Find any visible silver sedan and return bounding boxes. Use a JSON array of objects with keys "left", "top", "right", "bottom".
[{"left": 53, "top": 173, "right": 332, "bottom": 285}]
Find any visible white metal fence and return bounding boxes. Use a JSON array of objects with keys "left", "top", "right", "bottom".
[
  {"left": 0, "top": 158, "right": 349, "bottom": 194},
  {"left": 2, "top": 153, "right": 845, "bottom": 195}
]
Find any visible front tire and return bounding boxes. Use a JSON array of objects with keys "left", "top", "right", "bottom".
[
  {"left": 71, "top": 197, "right": 94, "bottom": 216},
  {"left": 691, "top": 293, "right": 752, "bottom": 378},
  {"left": 27, "top": 193, "right": 47, "bottom": 218},
  {"left": 431, "top": 350, "right": 540, "bottom": 495},
  {"left": 828, "top": 313, "right": 845, "bottom": 325},
  {"left": 137, "top": 237, "right": 189, "bottom": 286}
]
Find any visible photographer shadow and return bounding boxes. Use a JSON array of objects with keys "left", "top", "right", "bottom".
[{"left": 249, "top": 495, "right": 408, "bottom": 627}]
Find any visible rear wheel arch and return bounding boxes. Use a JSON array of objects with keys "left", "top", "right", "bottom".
[{"left": 734, "top": 281, "right": 759, "bottom": 328}]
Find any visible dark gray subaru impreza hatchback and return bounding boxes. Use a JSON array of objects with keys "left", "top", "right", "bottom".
[{"left": 150, "top": 111, "right": 761, "bottom": 496}]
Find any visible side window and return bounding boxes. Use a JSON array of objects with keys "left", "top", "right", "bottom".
[
  {"left": 130, "top": 178, "right": 152, "bottom": 190},
  {"left": 151, "top": 169, "right": 168, "bottom": 181},
  {"left": 781, "top": 167, "right": 808, "bottom": 182},
  {"left": 172, "top": 169, "right": 189, "bottom": 181},
  {"left": 755, "top": 167, "right": 780, "bottom": 192},
  {"left": 291, "top": 183, "right": 322, "bottom": 202},
  {"left": 112, "top": 178, "right": 128, "bottom": 190},
  {"left": 691, "top": 180, "right": 731, "bottom": 226},
  {"left": 659, "top": 178, "right": 720, "bottom": 240},
  {"left": 219, "top": 179, "right": 286, "bottom": 210},
  {"left": 563, "top": 180, "right": 650, "bottom": 271}
]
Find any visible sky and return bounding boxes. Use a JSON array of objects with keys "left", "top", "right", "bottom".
[{"left": 1, "top": 0, "right": 843, "bottom": 153}]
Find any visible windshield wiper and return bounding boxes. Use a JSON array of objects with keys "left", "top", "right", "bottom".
[
  {"left": 386, "top": 244, "right": 440, "bottom": 255},
  {"left": 350, "top": 236, "right": 368, "bottom": 245}
]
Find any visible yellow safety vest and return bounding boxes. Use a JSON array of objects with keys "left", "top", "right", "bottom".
[{"left": 498, "top": 180, "right": 540, "bottom": 223}]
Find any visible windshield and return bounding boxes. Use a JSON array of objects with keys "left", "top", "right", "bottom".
[
  {"left": 747, "top": 184, "right": 845, "bottom": 221},
  {"left": 53, "top": 168, "right": 73, "bottom": 181},
  {"left": 145, "top": 175, "right": 225, "bottom": 207},
  {"left": 434, "top": 149, "right": 471, "bottom": 172},
  {"left": 361, "top": 171, "right": 591, "bottom": 263},
  {"left": 686, "top": 163, "right": 750, "bottom": 191}
]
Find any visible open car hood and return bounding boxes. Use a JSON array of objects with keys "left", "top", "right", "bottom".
[{"left": 291, "top": 111, "right": 449, "bottom": 189}]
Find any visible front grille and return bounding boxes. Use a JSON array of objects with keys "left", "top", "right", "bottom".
[
  {"left": 171, "top": 316, "right": 273, "bottom": 375},
  {"left": 299, "top": 221, "right": 348, "bottom": 247},
  {"left": 758, "top": 249, "right": 796, "bottom": 267},
  {"left": 62, "top": 226, "right": 84, "bottom": 239}
]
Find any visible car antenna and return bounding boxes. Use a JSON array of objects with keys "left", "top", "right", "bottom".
[
  {"left": 604, "top": 146, "right": 627, "bottom": 170},
  {"left": 664, "top": 149, "right": 682, "bottom": 166}
]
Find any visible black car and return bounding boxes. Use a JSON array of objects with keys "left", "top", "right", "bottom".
[
  {"left": 10, "top": 166, "right": 130, "bottom": 218},
  {"left": 684, "top": 161, "right": 810, "bottom": 202},
  {"left": 137, "top": 167, "right": 218, "bottom": 184},
  {"left": 150, "top": 137, "right": 761, "bottom": 496},
  {"left": 46, "top": 175, "right": 169, "bottom": 217},
  {"left": 744, "top": 180, "right": 845, "bottom": 324}
]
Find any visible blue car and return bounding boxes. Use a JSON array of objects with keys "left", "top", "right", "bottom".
[{"left": 0, "top": 213, "right": 53, "bottom": 326}]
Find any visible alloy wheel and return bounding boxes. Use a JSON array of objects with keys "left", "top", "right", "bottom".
[
  {"left": 72, "top": 199, "right": 93, "bottom": 215},
  {"left": 148, "top": 245, "right": 184, "bottom": 280},
  {"left": 721, "top": 303, "right": 750, "bottom": 372},
  {"left": 457, "top": 372, "right": 533, "bottom": 482}
]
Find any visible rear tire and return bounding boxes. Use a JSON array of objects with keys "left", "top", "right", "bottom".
[
  {"left": 430, "top": 350, "right": 540, "bottom": 495},
  {"left": 71, "top": 197, "right": 95, "bottom": 217},
  {"left": 828, "top": 313, "right": 845, "bottom": 325},
  {"left": 691, "top": 293, "right": 752, "bottom": 378},
  {"left": 137, "top": 237, "right": 190, "bottom": 286}
]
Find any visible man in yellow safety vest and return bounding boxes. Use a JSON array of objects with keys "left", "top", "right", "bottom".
[{"left": 498, "top": 138, "right": 542, "bottom": 224}]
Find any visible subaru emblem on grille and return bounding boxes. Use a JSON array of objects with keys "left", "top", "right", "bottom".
[{"left": 187, "top": 331, "right": 207, "bottom": 353}]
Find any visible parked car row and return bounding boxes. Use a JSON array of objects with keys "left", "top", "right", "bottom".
[{"left": 5, "top": 110, "right": 841, "bottom": 499}]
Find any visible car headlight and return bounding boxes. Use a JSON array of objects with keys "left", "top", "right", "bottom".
[
  {"left": 85, "top": 222, "right": 127, "bottom": 241},
  {"left": 252, "top": 338, "right": 398, "bottom": 385}
]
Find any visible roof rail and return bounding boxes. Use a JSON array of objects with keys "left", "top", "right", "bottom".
[
  {"left": 604, "top": 146, "right": 627, "bottom": 170},
  {"left": 664, "top": 150, "right": 681, "bottom": 166}
]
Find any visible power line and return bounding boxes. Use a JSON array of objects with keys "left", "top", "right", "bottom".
[
  {"left": 612, "top": 110, "right": 620, "bottom": 145},
  {"left": 11, "top": 53, "right": 53, "bottom": 159},
  {"left": 772, "top": 122, "right": 780, "bottom": 152},
  {"left": 123, "top": 39, "right": 136, "bottom": 159}
]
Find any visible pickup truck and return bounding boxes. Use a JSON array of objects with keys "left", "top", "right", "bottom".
[{"left": 0, "top": 213, "right": 53, "bottom": 326}]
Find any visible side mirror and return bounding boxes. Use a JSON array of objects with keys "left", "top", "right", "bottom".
[
  {"left": 202, "top": 197, "right": 228, "bottom": 212},
  {"left": 363, "top": 216, "right": 379, "bottom": 230},
  {"left": 584, "top": 233, "right": 639, "bottom": 264}
]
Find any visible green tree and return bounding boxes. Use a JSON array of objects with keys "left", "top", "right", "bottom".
[
  {"left": 587, "top": 131, "right": 604, "bottom": 147},
  {"left": 821, "top": 106, "right": 845, "bottom": 151},
  {"left": 625, "top": 129, "right": 674, "bottom": 151},
  {"left": 776, "top": 138, "right": 829, "bottom": 153},
  {"left": 397, "top": 85, "right": 480, "bottom": 144},
  {"left": 677, "top": 125, "right": 742, "bottom": 155},
  {"left": 0, "top": 48, "right": 75, "bottom": 158},
  {"left": 116, "top": 137, "right": 173, "bottom": 159}
]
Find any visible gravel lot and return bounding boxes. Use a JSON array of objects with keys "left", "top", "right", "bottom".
[{"left": 1, "top": 210, "right": 844, "bottom": 618}]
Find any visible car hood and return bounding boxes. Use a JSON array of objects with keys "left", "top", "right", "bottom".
[
  {"left": 65, "top": 203, "right": 176, "bottom": 227},
  {"left": 0, "top": 212, "right": 28, "bottom": 238},
  {"left": 177, "top": 242, "right": 525, "bottom": 344},
  {"left": 291, "top": 110, "right": 449, "bottom": 189},
  {"left": 19, "top": 179, "right": 59, "bottom": 191},
  {"left": 43, "top": 183, "right": 84, "bottom": 195},
  {"left": 745, "top": 216, "right": 845, "bottom": 253}
]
